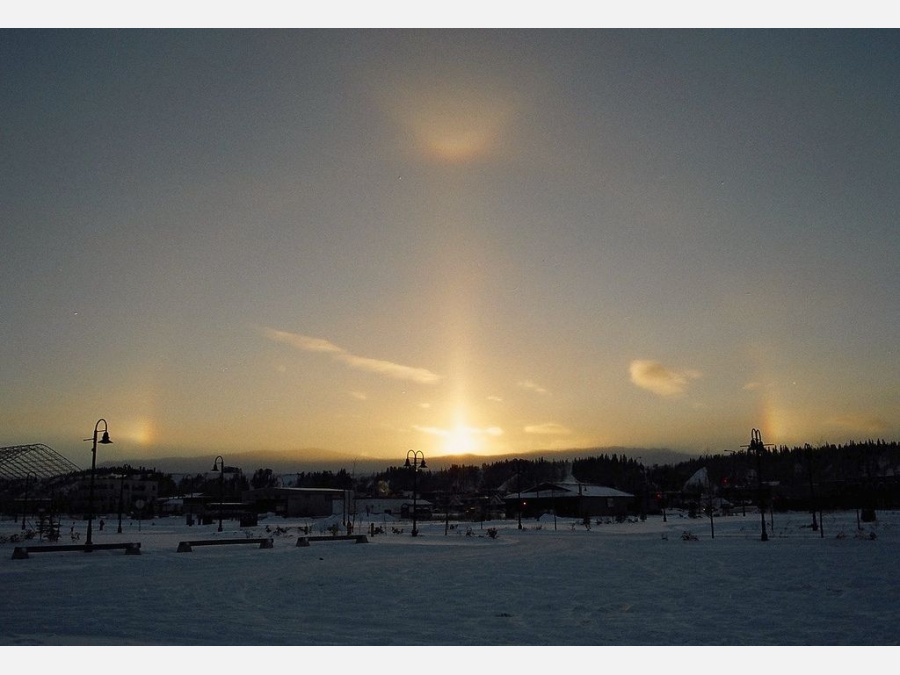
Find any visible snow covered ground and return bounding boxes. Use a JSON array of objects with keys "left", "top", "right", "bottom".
[{"left": 0, "top": 509, "right": 896, "bottom": 664}]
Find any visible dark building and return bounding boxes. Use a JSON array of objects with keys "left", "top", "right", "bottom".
[
  {"left": 242, "top": 487, "right": 352, "bottom": 518},
  {"left": 505, "top": 481, "right": 634, "bottom": 519}
]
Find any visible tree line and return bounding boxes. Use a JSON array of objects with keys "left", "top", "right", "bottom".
[
  {"left": 183, "top": 440, "right": 900, "bottom": 503},
  {"left": 7, "top": 440, "right": 898, "bottom": 516}
]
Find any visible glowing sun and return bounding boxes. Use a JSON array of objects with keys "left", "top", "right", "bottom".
[{"left": 443, "top": 423, "right": 481, "bottom": 455}]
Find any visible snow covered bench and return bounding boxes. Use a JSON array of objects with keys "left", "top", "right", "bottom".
[
  {"left": 12, "top": 542, "right": 141, "bottom": 559},
  {"left": 296, "top": 535, "right": 368, "bottom": 547},
  {"left": 176, "top": 537, "right": 274, "bottom": 552}
]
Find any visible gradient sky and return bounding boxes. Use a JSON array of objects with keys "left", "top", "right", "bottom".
[{"left": 2, "top": 29, "right": 899, "bottom": 468}]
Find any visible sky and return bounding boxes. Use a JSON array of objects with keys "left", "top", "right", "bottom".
[{"left": 2, "top": 27, "right": 899, "bottom": 469}]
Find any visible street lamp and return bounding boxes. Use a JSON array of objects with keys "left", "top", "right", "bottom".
[
  {"left": 84, "top": 418, "right": 112, "bottom": 548},
  {"left": 117, "top": 473, "right": 126, "bottom": 534},
  {"left": 706, "top": 473, "right": 715, "bottom": 539},
  {"left": 21, "top": 472, "right": 36, "bottom": 531},
  {"left": 745, "top": 428, "right": 771, "bottom": 542},
  {"left": 404, "top": 450, "right": 426, "bottom": 536},
  {"left": 650, "top": 465, "right": 667, "bottom": 523},
  {"left": 213, "top": 455, "right": 225, "bottom": 532},
  {"left": 726, "top": 448, "right": 746, "bottom": 516},
  {"left": 805, "top": 444, "right": 824, "bottom": 538},
  {"left": 514, "top": 459, "right": 523, "bottom": 529},
  {"left": 637, "top": 457, "right": 647, "bottom": 521}
]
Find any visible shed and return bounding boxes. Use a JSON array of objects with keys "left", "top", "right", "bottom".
[
  {"left": 242, "top": 487, "right": 352, "bottom": 518},
  {"left": 505, "top": 481, "right": 634, "bottom": 518}
]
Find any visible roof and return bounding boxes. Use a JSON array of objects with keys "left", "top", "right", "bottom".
[
  {"left": 244, "top": 487, "right": 348, "bottom": 497},
  {"left": 356, "top": 497, "right": 434, "bottom": 507},
  {"left": 0, "top": 443, "right": 81, "bottom": 479},
  {"left": 683, "top": 467, "right": 710, "bottom": 490},
  {"left": 507, "top": 481, "right": 633, "bottom": 500}
]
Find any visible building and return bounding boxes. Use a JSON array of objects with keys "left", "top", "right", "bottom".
[
  {"left": 78, "top": 474, "right": 159, "bottom": 515},
  {"left": 505, "top": 480, "right": 634, "bottom": 519},
  {"left": 242, "top": 487, "right": 352, "bottom": 518}
]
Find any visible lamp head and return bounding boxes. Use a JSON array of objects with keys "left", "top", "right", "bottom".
[
  {"left": 404, "top": 457, "right": 411, "bottom": 468},
  {"left": 99, "top": 431, "right": 112, "bottom": 444},
  {"left": 419, "top": 458, "right": 427, "bottom": 469}
]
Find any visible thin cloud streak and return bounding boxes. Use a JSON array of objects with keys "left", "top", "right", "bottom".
[
  {"left": 518, "top": 380, "right": 549, "bottom": 395},
  {"left": 265, "top": 330, "right": 343, "bottom": 354},
  {"left": 264, "top": 328, "right": 441, "bottom": 385},
  {"left": 524, "top": 422, "right": 571, "bottom": 435},
  {"left": 334, "top": 353, "right": 442, "bottom": 384},
  {"left": 629, "top": 359, "right": 701, "bottom": 397}
]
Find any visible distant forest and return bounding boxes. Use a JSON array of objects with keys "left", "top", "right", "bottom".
[
  {"left": 6, "top": 440, "right": 900, "bottom": 518},
  {"left": 153, "top": 439, "right": 900, "bottom": 510}
]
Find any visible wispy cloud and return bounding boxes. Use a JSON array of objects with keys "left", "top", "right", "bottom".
[
  {"left": 629, "top": 359, "right": 701, "bottom": 397},
  {"left": 518, "top": 380, "right": 548, "bottom": 395},
  {"left": 826, "top": 412, "right": 889, "bottom": 434},
  {"left": 334, "top": 353, "right": 441, "bottom": 384},
  {"left": 524, "top": 422, "right": 571, "bottom": 435},
  {"left": 264, "top": 328, "right": 441, "bottom": 385},
  {"left": 266, "top": 330, "right": 343, "bottom": 354}
]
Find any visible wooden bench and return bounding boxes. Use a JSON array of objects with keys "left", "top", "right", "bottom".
[
  {"left": 296, "top": 535, "right": 368, "bottom": 547},
  {"left": 12, "top": 542, "right": 141, "bottom": 559},
  {"left": 177, "top": 537, "right": 273, "bottom": 552}
]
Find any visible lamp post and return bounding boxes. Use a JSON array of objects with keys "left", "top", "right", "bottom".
[
  {"left": 117, "top": 473, "right": 126, "bottom": 534},
  {"left": 746, "top": 428, "right": 770, "bottom": 542},
  {"left": 651, "top": 465, "right": 668, "bottom": 523},
  {"left": 724, "top": 448, "right": 736, "bottom": 516},
  {"left": 726, "top": 448, "right": 746, "bottom": 516},
  {"left": 552, "top": 484, "right": 557, "bottom": 531},
  {"left": 21, "top": 472, "right": 36, "bottom": 530},
  {"left": 213, "top": 456, "right": 225, "bottom": 532},
  {"left": 404, "top": 450, "right": 426, "bottom": 536},
  {"left": 84, "top": 419, "right": 112, "bottom": 547},
  {"left": 514, "top": 459, "right": 523, "bottom": 529},
  {"left": 804, "top": 443, "right": 818, "bottom": 532},
  {"left": 805, "top": 444, "right": 824, "bottom": 538},
  {"left": 637, "top": 457, "right": 647, "bottom": 521}
]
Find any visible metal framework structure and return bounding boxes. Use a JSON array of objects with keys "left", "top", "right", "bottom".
[{"left": 0, "top": 444, "right": 82, "bottom": 480}]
